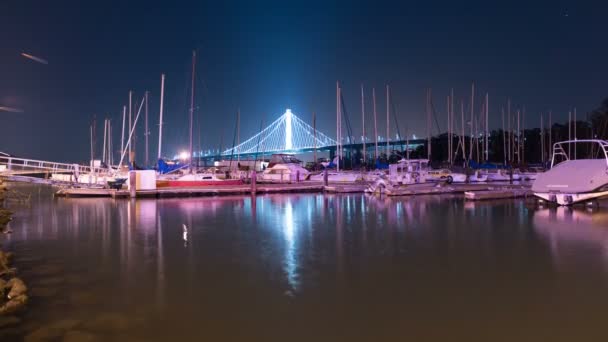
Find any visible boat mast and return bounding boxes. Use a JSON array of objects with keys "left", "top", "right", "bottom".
[
  {"left": 189, "top": 50, "right": 196, "bottom": 173},
  {"left": 507, "top": 99, "right": 511, "bottom": 163},
  {"left": 501, "top": 108, "right": 505, "bottom": 166},
  {"left": 373, "top": 87, "right": 378, "bottom": 163},
  {"left": 313, "top": 111, "right": 317, "bottom": 165},
  {"left": 517, "top": 109, "right": 521, "bottom": 164},
  {"left": 237, "top": 108, "right": 240, "bottom": 164},
  {"left": 158, "top": 73, "right": 165, "bottom": 160},
  {"left": 120, "top": 105, "right": 126, "bottom": 167},
  {"left": 426, "top": 88, "right": 431, "bottom": 161},
  {"left": 447, "top": 95, "right": 451, "bottom": 165},
  {"left": 361, "top": 84, "right": 365, "bottom": 166},
  {"left": 386, "top": 84, "right": 390, "bottom": 156},
  {"left": 573, "top": 107, "right": 577, "bottom": 159},
  {"left": 102, "top": 118, "right": 107, "bottom": 164},
  {"left": 145, "top": 91, "right": 149, "bottom": 167},
  {"left": 461, "top": 100, "right": 466, "bottom": 162},
  {"left": 568, "top": 110, "right": 572, "bottom": 159},
  {"left": 90, "top": 123, "right": 94, "bottom": 167},
  {"left": 549, "top": 110, "right": 552, "bottom": 161},
  {"left": 469, "top": 83, "right": 474, "bottom": 162},
  {"left": 522, "top": 107, "right": 525, "bottom": 164},
  {"left": 485, "top": 92, "right": 489, "bottom": 162},
  {"left": 128, "top": 91, "right": 132, "bottom": 164},
  {"left": 336, "top": 81, "right": 340, "bottom": 172}
]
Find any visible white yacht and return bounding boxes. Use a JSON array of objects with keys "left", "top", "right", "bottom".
[
  {"left": 260, "top": 154, "right": 310, "bottom": 183},
  {"left": 532, "top": 139, "right": 608, "bottom": 205}
]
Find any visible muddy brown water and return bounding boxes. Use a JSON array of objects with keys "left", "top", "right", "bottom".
[{"left": 1, "top": 183, "right": 608, "bottom": 341}]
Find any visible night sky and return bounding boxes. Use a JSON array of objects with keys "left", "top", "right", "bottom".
[{"left": 1, "top": 0, "right": 606, "bottom": 163}]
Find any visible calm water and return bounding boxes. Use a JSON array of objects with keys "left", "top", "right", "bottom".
[{"left": 2, "top": 184, "right": 608, "bottom": 341}]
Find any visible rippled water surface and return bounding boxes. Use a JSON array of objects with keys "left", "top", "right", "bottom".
[{"left": 2, "top": 184, "right": 608, "bottom": 341}]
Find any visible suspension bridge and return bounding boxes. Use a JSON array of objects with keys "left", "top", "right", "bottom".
[{"left": 194, "top": 109, "right": 426, "bottom": 161}]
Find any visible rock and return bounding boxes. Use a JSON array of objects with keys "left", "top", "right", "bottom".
[
  {"left": 83, "top": 312, "right": 130, "bottom": 333},
  {"left": 0, "top": 294, "right": 28, "bottom": 315},
  {"left": 62, "top": 330, "right": 101, "bottom": 342},
  {"left": 0, "top": 315, "right": 20, "bottom": 328},
  {"left": 0, "top": 278, "right": 5, "bottom": 297},
  {"left": 6, "top": 278, "right": 27, "bottom": 299},
  {"left": 24, "top": 319, "right": 82, "bottom": 342}
]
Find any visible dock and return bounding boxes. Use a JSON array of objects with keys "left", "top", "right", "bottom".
[
  {"left": 464, "top": 188, "right": 531, "bottom": 201},
  {"left": 52, "top": 181, "right": 532, "bottom": 200},
  {"left": 55, "top": 182, "right": 326, "bottom": 198}
]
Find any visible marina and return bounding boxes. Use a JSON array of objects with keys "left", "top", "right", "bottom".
[{"left": 2, "top": 1, "right": 608, "bottom": 340}]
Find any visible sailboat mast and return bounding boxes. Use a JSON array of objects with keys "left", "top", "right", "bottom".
[
  {"left": 236, "top": 108, "right": 241, "bottom": 163},
  {"left": 507, "top": 99, "right": 512, "bottom": 163},
  {"left": 102, "top": 119, "right": 107, "bottom": 164},
  {"left": 485, "top": 92, "right": 489, "bottom": 162},
  {"left": 469, "top": 83, "right": 474, "bottom": 161},
  {"left": 386, "top": 84, "right": 390, "bottom": 155},
  {"left": 373, "top": 87, "right": 378, "bottom": 162},
  {"left": 447, "top": 95, "right": 451, "bottom": 165},
  {"left": 574, "top": 107, "right": 577, "bottom": 159},
  {"left": 336, "top": 81, "right": 340, "bottom": 172},
  {"left": 517, "top": 109, "right": 521, "bottom": 164},
  {"left": 426, "top": 89, "right": 431, "bottom": 160},
  {"left": 361, "top": 84, "right": 366, "bottom": 166},
  {"left": 128, "top": 91, "right": 132, "bottom": 163},
  {"left": 145, "top": 91, "right": 149, "bottom": 167},
  {"left": 313, "top": 111, "right": 317, "bottom": 164},
  {"left": 502, "top": 107, "right": 506, "bottom": 165},
  {"left": 120, "top": 106, "right": 126, "bottom": 167},
  {"left": 461, "top": 101, "right": 465, "bottom": 161},
  {"left": 158, "top": 73, "right": 165, "bottom": 160},
  {"left": 189, "top": 50, "right": 196, "bottom": 172}
]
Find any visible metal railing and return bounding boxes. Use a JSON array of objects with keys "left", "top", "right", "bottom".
[{"left": 0, "top": 155, "right": 110, "bottom": 176}]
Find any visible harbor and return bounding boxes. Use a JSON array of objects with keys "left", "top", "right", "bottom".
[{"left": 3, "top": 1, "right": 608, "bottom": 341}]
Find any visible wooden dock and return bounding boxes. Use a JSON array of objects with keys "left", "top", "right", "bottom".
[
  {"left": 464, "top": 188, "right": 531, "bottom": 201},
  {"left": 55, "top": 182, "right": 326, "bottom": 198},
  {"left": 49, "top": 180, "right": 530, "bottom": 201}
]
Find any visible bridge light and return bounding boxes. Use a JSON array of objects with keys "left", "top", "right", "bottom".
[{"left": 285, "top": 109, "right": 293, "bottom": 150}]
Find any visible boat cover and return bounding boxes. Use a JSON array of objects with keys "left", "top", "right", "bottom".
[{"left": 532, "top": 159, "right": 608, "bottom": 193}]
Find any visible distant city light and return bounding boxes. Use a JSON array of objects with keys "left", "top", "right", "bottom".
[{"left": 179, "top": 151, "right": 189, "bottom": 160}]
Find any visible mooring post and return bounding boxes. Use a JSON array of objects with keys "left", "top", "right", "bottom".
[
  {"left": 324, "top": 168, "right": 328, "bottom": 186},
  {"left": 129, "top": 171, "right": 136, "bottom": 198},
  {"left": 251, "top": 170, "right": 257, "bottom": 195},
  {"left": 296, "top": 170, "right": 300, "bottom": 183}
]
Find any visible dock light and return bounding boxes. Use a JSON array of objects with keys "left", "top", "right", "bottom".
[{"left": 179, "top": 151, "right": 189, "bottom": 161}]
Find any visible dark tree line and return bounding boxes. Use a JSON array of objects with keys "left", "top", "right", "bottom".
[{"left": 424, "top": 98, "right": 608, "bottom": 167}]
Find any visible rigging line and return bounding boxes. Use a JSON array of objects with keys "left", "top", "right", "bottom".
[
  {"left": 389, "top": 95, "right": 403, "bottom": 152},
  {"left": 340, "top": 91, "right": 354, "bottom": 144}
]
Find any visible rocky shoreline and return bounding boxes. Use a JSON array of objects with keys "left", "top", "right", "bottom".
[{"left": 0, "top": 180, "right": 29, "bottom": 325}]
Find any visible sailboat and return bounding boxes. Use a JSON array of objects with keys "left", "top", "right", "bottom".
[{"left": 157, "top": 51, "right": 243, "bottom": 188}]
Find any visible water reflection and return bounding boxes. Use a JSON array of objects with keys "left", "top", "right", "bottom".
[
  {"left": 533, "top": 207, "right": 608, "bottom": 272},
  {"left": 6, "top": 185, "right": 608, "bottom": 340}
]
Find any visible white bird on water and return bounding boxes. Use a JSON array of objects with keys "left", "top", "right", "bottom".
[{"left": 182, "top": 224, "right": 188, "bottom": 246}]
